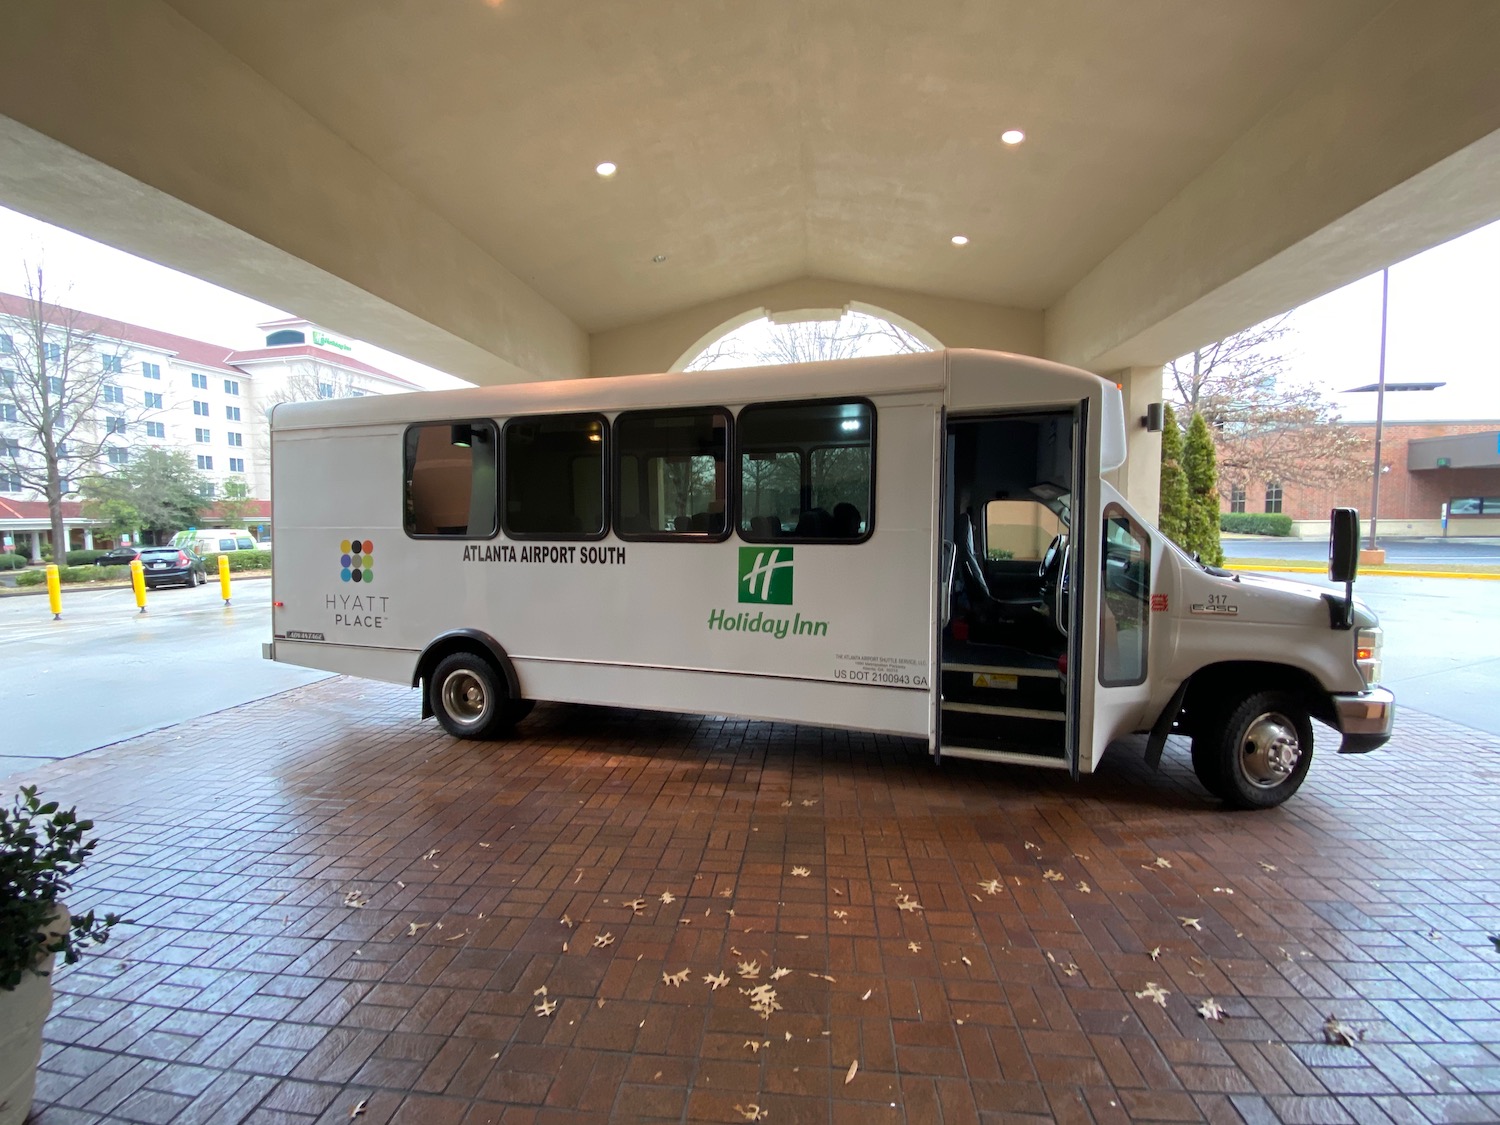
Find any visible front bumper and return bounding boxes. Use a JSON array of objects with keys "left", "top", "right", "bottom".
[{"left": 1332, "top": 686, "right": 1395, "bottom": 754}]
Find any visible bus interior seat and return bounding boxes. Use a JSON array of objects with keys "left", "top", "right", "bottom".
[
  {"left": 749, "top": 515, "right": 780, "bottom": 538},
  {"left": 794, "top": 508, "right": 833, "bottom": 537},
  {"left": 953, "top": 511, "right": 1042, "bottom": 630},
  {"left": 832, "top": 502, "right": 861, "bottom": 538}
]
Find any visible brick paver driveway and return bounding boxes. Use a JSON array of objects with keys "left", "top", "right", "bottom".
[{"left": 17, "top": 677, "right": 1500, "bottom": 1124}]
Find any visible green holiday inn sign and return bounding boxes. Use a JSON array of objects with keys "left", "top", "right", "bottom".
[{"left": 707, "top": 547, "right": 829, "bottom": 638}]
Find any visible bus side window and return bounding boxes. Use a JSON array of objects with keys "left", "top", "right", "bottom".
[
  {"left": 614, "top": 408, "right": 730, "bottom": 539},
  {"left": 1099, "top": 506, "right": 1150, "bottom": 686},
  {"left": 738, "top": 400, "right": 874, "bottom": 543},
  {"left": 404, "top": 421, "right": 498, "bottom": 538},
  {"left": 503, "top": 414, "right": 607, "bottom": 538}
]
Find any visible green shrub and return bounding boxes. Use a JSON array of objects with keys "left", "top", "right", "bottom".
[
  {"left": 1220, "top": 512, "right": 1293, "bottom": 537},
  {"left": 64, "top": 549, "right": 107, "bottom": 566},
  {"left": 0, "top": 553, "right": 27, "bottom": 571},
  {"left": 14, "top": 569, "right": 44, "bottom": 587},
  {"left": 199, "top": 550, "right": 272, "bottom": 573}
]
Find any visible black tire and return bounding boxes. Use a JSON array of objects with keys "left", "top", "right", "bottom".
[
  {"left": 428, "top": 652, "right": 518, "bottom": 740},
  {"left": 1191, "top": 690, "right": 1314, "bottom": 810}
]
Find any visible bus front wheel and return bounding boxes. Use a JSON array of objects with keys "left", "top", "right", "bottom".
[
  {"left": 429, "top": 652, "right": 525, "bottom": 739},
  {"left": 1191, "top": 689, "right": 1313, "bottom": 809}
]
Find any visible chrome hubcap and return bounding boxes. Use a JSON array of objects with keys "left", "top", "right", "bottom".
[
  {"left": 440, "top": 670, "right": 489, "bottom": 726},
  {"left": 1241, "top": 711, "right": 1301, "bottom": 788}
]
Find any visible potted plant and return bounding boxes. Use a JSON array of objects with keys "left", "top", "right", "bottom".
[{"left": 1, "top": 786, "right": 126, "bottom": 1125}]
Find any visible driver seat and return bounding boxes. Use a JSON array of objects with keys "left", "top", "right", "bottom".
[{"left": 953, "top": 512, "right": 1040, "bottom": 627}]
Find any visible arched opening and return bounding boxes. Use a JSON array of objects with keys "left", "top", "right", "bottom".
[{"left": 677, "top": 306, "right": 939, "bottom": 372}]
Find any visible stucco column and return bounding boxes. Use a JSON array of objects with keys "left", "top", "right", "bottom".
[
  {"left": 83, "top": 527, "right": 94, "bottom": 549},
  {"left": 1104, "top": 366, "right": 1164, "bottom": 521},
  {"left": 28, "top": 531, "right": 42, "bottom": 562}
]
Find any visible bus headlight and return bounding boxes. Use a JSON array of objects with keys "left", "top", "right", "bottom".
[{"left": 1355, "top": 626, "right": 1383, "bottom": 688}]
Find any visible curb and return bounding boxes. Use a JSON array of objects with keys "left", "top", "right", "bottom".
[{"left": 1233, "top": 564, "right": 1500, "bottom": 581}]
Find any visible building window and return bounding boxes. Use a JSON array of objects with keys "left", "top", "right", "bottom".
[
  {"left": 198, "top": 482, "right": 215, "bottom": 499},
  {"left": 193, "top": 400, "right": 209, "bottom": 416},
  {"left": 403, "top": 420, "right": 499, "bottom": 538},
  {"left": 0, "top": 404, "right": 16, "bottom": 422},
  {"left": 1449, "top": 497, "right": 1500, "bottom": 516},
  {"left": 266, "top": 329, "right": 304, "bottom": 346},
  {"left": 106, "top": 417, "right": 127, "bottom": 435},
  {"left": 317, "top": 382, "right": 334, "bottom": 399},
  {"left": 56, "top": 442, "right": 68, "bottom": 458},
  {"left": 737, "top": 400, "right": 875, "bottom": 542},
  {"left": 224, "top": 379, "right": 240, "bottom": 396},
  {"left": 103, "top": 384, "right": 124, "bottom": 405},
  {"left": 0, "top": 334, "right": 12, "bottom": 354},
  {"left": 142, "top": 362, "right": 161, "bottom": 380},
  {"left": 226, "top": 405, "right": 241, "bottom": 421},
  {"left": 144, "top": 391, "right": 163, "bottom": 409},
  {"left": 107, "top": 447, "right": 129, "bottom": 465},
  {"left": 1229, "top": 485, "right": 1246, "bottom": 514},
  {"left": 191, "top": 372, "right": 209, "bottom": 390},
  {"left": 227, "top": 432, "right": 243, "bottom": 447},
  {"left": 197, "top": 455, "right": 213, "bottom": 470},
  {"left": 195, "top": 427, "right": 210, "bottom": 443},
  {"left": 44, "top": 343, "right": 61, "bottom": 362},
  {"left": 48, "top": 376, "right": 62, "bottom": 394},
  {"left": 146, "top": 421, "right": 166, "bottom": 439},
  {"left": 1264, "top": 482, "right": 1283, "bottom": 514},
  {"left": 0, "top": 472, "right": 20, "bottom": 492},
  {"left": 1, "top": 437, "right": 18, "bottom": 457},
  {"left": 229, "top": 457, "right": 245, "bottom": 473},
  {"left": 1, "top": 369, "right": 12, "bottom": 389},
  {"left": 614, "top": 407, "right": 730, "bottom": 538},
  {"left": 102, "top": 355, "right": 123, "bottom": 374}
]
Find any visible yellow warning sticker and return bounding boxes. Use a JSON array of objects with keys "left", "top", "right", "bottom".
[{"left": 973, "top": 673, "right": 1018, "bottom": 690}]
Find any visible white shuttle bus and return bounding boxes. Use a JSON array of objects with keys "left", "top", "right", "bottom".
[{"left": 265, "top": 349, "right": 1393, "bottom": 808}]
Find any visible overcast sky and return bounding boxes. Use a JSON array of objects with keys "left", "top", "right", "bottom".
[{"left": 1, "top": 204, "right": 1496, "bottom": 420}]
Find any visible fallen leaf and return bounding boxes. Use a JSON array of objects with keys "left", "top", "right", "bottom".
[
  {"left": 737, "top": 959, "right": 761, "bottom": 979},
  {"left": 342, "top": 890, "right": 368, "bottom": 909},
  {"left": 1062, "top": 963, "right": 1080, "bottom": 978},
  {"left": 833, "top": 888, "right": 844, "bottom": 896},
  {"left": 534, "top": 997, "right": 557, "bottom": 1017},
  {"left": 791, "top": 866, "right": 810, "bottom": 878},
  {"left": 1149, "top": 946, "right": 1161, "bottom": 962},
  {"left": 801, "top": 798, "right": 818, "bottom": 806},
  {"left": 560, "top": 914, "right": 573, "bottom": 928},
  {"left": 596, "top": 998, "right": 605, "bottom": 1008},
  {"left": 896, "top": 895, "right": 924, "bottom": 913},
  {"left": 734, "top": 1105, "right": 767, "bottom": 1122},
  {"left": 533, "top": 986, "right": 548, "bottom": 997},
  {"left": 770, "top": 967, "right": 791, "bottom": 980},
  {"left": 442, "top": 930, "right": 471, "bottom": 942},
  {"left": 350, "top": 1098, "right": 368, "bottom": 1119},
  {"left": 861, "top": 989, "right": 872, "bottom": 1001},
  {"left": 1212, "top": 886, "right": 1235, "bottom": 895},
  {"left": 1198, "top": 998, "right": 1225, "bottom": 1021},
  {"left": 719, "top": 888, "right": 734, "bottom": 898},
  {"left": 1135, "top": 982, "right": 1170, "bottom": 1007},
  {"left": 662, "top": 969, "right": 690, "bottom": 987},
  {"left": 743, "top": 983, "right": 782, "bottom": 1019},
  {"left": 478, "top": 842, "right": 491, "bottom": 848},
  {"left": 625, "top": 898, "right": 646, "bottom": 914},
  {"left": 1041, "top": 870, "right": 1063, "bottom": 883},
  {"left": 659, "top": 891, "right": 676, "bottom": 905},
  {"left": 1025, "top": 841, "right": 1040, "bottom": 851},
  {"left": 979, "top": 878, "right": 1004, "bottom": 895},
  {"left": 396, "top": 881, "right": 406, "bottom": 889},
  {"left": 422, "top": 848, "right": 440, "bottom": 861},
  {"left": 1179, "top": 917, "right": 1202, "bottom": 931},
  {"left": 1258, "top": 861, "right": 1277, "bottom": 872},
  {"left": 833, "top": 909, "right": 848, "bottom": 920},
  {"left": 406, "top": 922, "right": 432, "bottom": 937},
  {"left": 961, "top": 955, "right": 972, "bottom": 966},
  {"left": 704, "top": 971, "right": 730, "bottom": 990},
  {"left": 593, "top": 932, "right": 614, "bottom": 948},
  {"left": 845, "top": 1060, "right": 859, "bottom": 1085},
  {"left": 1076, "top": 881, "right": 1091, "bottom": 894},
  {"left": 1153, "top": 856, "right": 1172, "bottom": 869},
  {"left": 743, "top": 1039, "right": 766, "bottom": 1053},
  {"left": 907, "top": 941, "right": 921, "bottom": 953},
  {"left": 780, "top": 800, "right": 793, "bottom": 807},
  {"left": 1322, "top": 1013, "right": 1365, "bottom": 1046}
]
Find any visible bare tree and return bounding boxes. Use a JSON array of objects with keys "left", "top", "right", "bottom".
[
  {"left": 250, "top": 357, "right": 367, "bottom": 489},
  {"left": 0, "top": 267, "right": 140, "bottom": 557},
  {"left": 1164, "top": 316, "right": 1369, "bottom": 494},
  {"left": 685, "top": 312, "right": 929, "bottom": 371}
]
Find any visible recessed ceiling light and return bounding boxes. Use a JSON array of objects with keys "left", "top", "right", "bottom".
[
  {"left": 595, "top": 162, "right": 617, "bottom": 177},
  {"left": 951, "top": 235, "right": 969, "bottom": 246},
  {"left": 1001, "top": 129, "right": 1025, "bottom": 145},
  {"left": 652, "top": 254, "right": 667, "bottom": 264}
]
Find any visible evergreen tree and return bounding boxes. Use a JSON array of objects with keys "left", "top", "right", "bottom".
[
  {"left": 1182, "top": 411, "right": 1224, "bottom": 566},
  {"left": 1157, "top": 404, "right": 1190, "bottom": 548}
]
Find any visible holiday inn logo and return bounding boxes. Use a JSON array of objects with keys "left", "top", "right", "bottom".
[{"left": 738, "top": 547, "right": 793, "bottom": 604}]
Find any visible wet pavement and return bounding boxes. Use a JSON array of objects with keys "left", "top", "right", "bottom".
[{"left": 12, "top": 675, "right": 1500, "bottom": 1124}]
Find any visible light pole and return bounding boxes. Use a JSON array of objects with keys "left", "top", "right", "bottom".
[{"left": 1367, "top": 268, "right": 1389, "bottom": 550}]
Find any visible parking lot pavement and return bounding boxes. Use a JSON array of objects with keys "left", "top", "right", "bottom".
[{"left": 13, "top": 676, "right": 1500, "bottom": 1125}]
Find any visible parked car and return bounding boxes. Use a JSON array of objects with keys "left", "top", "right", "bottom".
[
  {"left": 170, "top": 529, "right": 262, "bottom": 555},
  {"left": 137, "top": 546, "right": 208, "bottom": 589},
  {"left": 95, "top": 546, "right": 142, "bottom": 567}
]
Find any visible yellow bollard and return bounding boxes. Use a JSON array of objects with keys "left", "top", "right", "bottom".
[
  {"left": 218, "top": 554, "right": 231, "bottom": 605},
  {"left": 45, "top": 563, "right": 61, "bottom": 620},
  {"left": 130, "top": 558, "right": 147, "bottom": 613}
]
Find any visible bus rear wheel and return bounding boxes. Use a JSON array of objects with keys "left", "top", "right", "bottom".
[
  {"left": 1191, "top": 689, "right": 1313, "bottom": 809},
  {"left": 429, "top": 653, "right": 524, "bottom": 739}
]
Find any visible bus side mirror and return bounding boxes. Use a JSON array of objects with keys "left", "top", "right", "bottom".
[{"left": 1328, "top": 507, "right": 1359, "bottom": 584}]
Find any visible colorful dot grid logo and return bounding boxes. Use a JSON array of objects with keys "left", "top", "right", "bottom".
[{"left": 340, "top": 538, "right": 374, "bottom": 584}]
